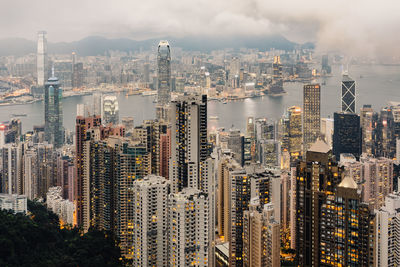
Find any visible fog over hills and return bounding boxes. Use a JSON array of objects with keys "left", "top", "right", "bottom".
[{"left": 0, "top": 35, "right": 312, "bottom": 57}]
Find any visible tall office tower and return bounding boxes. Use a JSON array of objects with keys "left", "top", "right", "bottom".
[
  {"left": 319, "top": 175, "right": 375, "bottom": 266},
  {"left": 75, "top": 115, "right": 102, "bottom": 227},
  {"left": 303, "top": 84, "right": 321, "bottom": 152},
  {"left": 1, "top": 143, "right": 22, "bottom": 194},
  {"left": 72, "top": 62, "right": 84, "bottom": 89},
  {"left": 243, "top": 199, "right": 280, "bottom": 267},
  {"left": 227, "top": 129, "right": 244, "bottom": 166},
  {"left": 92, "top": 92, "right": 102, "bottom": 116},
  {"left": 37, "top": 31, "right": 48, "bottom": 86},
  {"left": 169, "top": 94, "right": 208, "bottom": 193},
  {"left": 229, "top": 168, "right": 250, "bottom": 267},
  {"left": 217, "top": 155, "right": 243, "bottom": 242},
  {"left": 279, "top": 115, "right": 290, "bottom": 153},
  {"left": 320, "top": 117, "right": 334, "bottom": 147},
  {"left": 360, "top": 105, "right": 374, "bottom": 155},
  {"left": 132, "top": 175, "right": 170, "bottom": 266},
  {"left": 272, "top": 56, "right": 283, "bottom": 80},
  {"left": 379, "top": 108, "right": 396, "bottom": 158},
  {"left": 160, "top": 129, "right": 171, "bottom": 179},
  {"left": 287, "top": 106, "right": 302, "bottom": 160},
  {"left": 295, "top": 140, "right": 342, "bottom": 266},
  {"left": 102, "top": 95, "right": 119, "bottom": 125},
  {"left": 333, "top": 112, "right": 362, "bottom": 160},
  {"left": 341, "top": 74, "right": 356, "bottom": 113},
  {"left": 375, "top": 192, "right": 400, "bottom": 267},
  {"left": 169, "top": 188, "right": 209, "bottom": 267},
  {"left": 44, "top": 73, "right": 64, "bottom": 148},
  {"left": 246, "top": 117, "right": 255, "bottom": 139},
  {"left": 157, "top": 40, "right": 171, "bottom": 105}
]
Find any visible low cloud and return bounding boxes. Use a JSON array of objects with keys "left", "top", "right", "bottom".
[{"left": 0, "top": 0, "right": 399, "bottom": 58}]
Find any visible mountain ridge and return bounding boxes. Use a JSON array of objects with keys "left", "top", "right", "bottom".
[{"left": 0, "top": 35, "right": 313, "bottom": 56}]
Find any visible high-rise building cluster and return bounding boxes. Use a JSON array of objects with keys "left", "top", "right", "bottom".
[{"left": 1, "top": 37, "right": 400, "bottom": 267}]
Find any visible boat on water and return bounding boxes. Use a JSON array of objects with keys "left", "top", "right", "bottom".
[
  {"left": 209, "top": 116, "right": 219, "bottom": 120},
  {"left": 11, "top": 113, "right": 27, "bottom": 117}
]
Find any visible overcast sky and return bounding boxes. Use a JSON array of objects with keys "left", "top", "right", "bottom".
[{"left": 1, "top": 0, "right": 399, "bottom": 57}]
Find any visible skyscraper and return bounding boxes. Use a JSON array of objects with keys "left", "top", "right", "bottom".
[
  {"left": 375, "top": 192, "right": 400, "bottom": 267},
  {"left": 157, "top": 40, "right": 171, "bottom": 105},
  {"left": 169, "top": 94, "right": 208, "bottom": 193},
  {"left": 37, "top": 31, "right": 48, "bottom": 86},
  {"left": 243, "top": 200, "right": 280, "bottom": 267},
  {"left": 341, "top": 74, "right": 356, "bottom": 113},
  {"left": 132, "top": 175, "right": 170, "bottom": 266},
  {"left": 287, "top": 106, "right": 302, "bottom": 160},
  {"left": 360, "top": 104, "right": 374, "bottom": 154},
  {"left": 333, "top": 112, "right": 362, "bottom": 160},
  {"left": 303, "top": 84, "right": 321, "bottom": 152},
  {"left": 169, "top": 188, "right": 210, "bottom": 267},
  {"left": 102, "top": 95, "right": 119, "bottom": 125},
  {"left": 295, "top": 140, "right": 342, "bottom": 266},
  {"left": 75, "top": 115, "right": 102, "bottom": 227},
  {"left": 319, "top": 175, "right": 375, "bottom": 266},
  {"left": 44, "top": 71, "right": 64, "bottom": 148}
]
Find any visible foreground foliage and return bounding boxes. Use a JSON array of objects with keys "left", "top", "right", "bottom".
[{"left": 0, "top": 200, "right": 123, "bottom": 267}]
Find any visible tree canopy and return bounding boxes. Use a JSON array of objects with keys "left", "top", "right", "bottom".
[{"left": 0, "top": 200, "right": 123, "bottom": 267}]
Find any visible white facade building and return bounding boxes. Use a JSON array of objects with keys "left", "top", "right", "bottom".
[
  {"left": 169, "top": 188, "right": 209, "bottom": 267},
  {"left": 0, "top": 193, "right": 27, "bottom": 213},
  {"left": 375, "top": 192, "right": 400, "bottom": 267},
  {"left": 46, "top": 186, "right": 75, "bottom": 225},
  {"left": 132, "top": 175, "right": 170, "bottom": 267}
]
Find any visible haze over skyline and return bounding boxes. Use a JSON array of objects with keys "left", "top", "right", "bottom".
[{"left": 1, "top": 0, "right": 399, "bottom": 58}]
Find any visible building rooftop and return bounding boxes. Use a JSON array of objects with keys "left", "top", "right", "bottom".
[
  {"left": 338, "top": 175, "right": 358, "bottom": 189},
  {"left": 309, "top": 139, "right": 330, "bottom": 154}
]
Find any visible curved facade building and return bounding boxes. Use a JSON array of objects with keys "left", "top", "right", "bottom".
[{"left": 157, "top": 40, "right": 171, "bottom": 105}]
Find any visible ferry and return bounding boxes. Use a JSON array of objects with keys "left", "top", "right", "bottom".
[
  {"left": 209, "top": 116, "right": 219, "bottom": 120},
  {"left": 11, "top": 113, "right": 27, "bottom": 117}
]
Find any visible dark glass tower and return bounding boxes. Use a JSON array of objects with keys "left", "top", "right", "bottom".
[
  {"left": 303, "top": 84, "right": 321, "bottom": 152},
  {"left": 341, "top": 74, "right": 356, "bottom": 113},
  {"left": 44, "top": 72, "right": 63, "bottom": 148},
  {"left": 295, "top": 140, "right": 342, "bottom": 266},
  {"left": 333, "top": 112, "right": 362, "bottom": 160},
  {"left": 157, "top": 40, "right": 171, "bottom": 105},
  {"left": 320, "top": 176, "right": 375, "bottom": 266}
]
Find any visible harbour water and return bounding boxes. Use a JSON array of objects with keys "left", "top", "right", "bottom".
[{"left": 1, "top": 64, "right": 399, "bottom": 133}]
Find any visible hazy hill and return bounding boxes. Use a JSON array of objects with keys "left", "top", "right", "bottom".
[{"left": 0, "top": 35, "right": 310, "bottom": 56}]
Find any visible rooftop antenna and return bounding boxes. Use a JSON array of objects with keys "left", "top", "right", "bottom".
[{"left": 51, "top": 65, "right": 55, "bottom": 77}]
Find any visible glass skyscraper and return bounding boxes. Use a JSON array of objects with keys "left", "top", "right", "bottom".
[
  {"left": 37, "top": 31, "right": 48, "bottom": 86},
  {"left": 44, "top": 72, "right": 63, "bottom": 148},
  {"left": 341, "top": 74, "right": 356, "bottom": 113},
  {"left": 157, "top": 40, "right": 171, "bottom": 105},
  {"left": 303, "top": 84, "right": 321, "bottom": 152}
]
